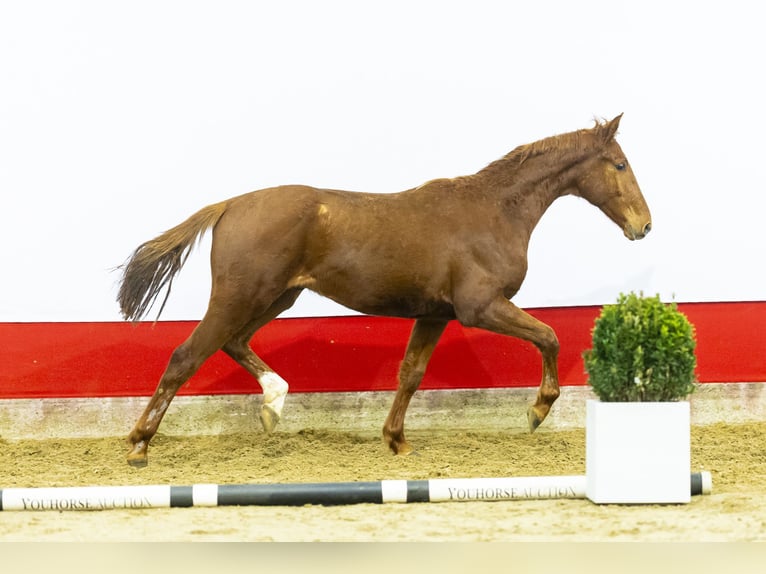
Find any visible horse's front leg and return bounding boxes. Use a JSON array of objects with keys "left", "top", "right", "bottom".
[
  {"left": 458, "top": 296, "right": 560, "bottom": 432},
  {"left": 383, "top": 318, "right": 448, "bottom": 455},
  {"left": 527, "top": 341, "right": 560, "bottom": 432}
]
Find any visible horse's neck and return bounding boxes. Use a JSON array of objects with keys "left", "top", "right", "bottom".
[{"left": 471, "top": 152, "right": 582, "bottom": 233}]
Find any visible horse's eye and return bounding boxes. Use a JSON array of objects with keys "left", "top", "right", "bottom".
[{"left": 615, "top": 162, "right": 627, "bottom": 171}]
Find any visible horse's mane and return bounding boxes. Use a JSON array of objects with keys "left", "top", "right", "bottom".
[{"left": 477, "top": 119, "right": 614, "bottom": 182}]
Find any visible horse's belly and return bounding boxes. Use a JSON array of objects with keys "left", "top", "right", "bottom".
[
  {"left": 353, "top": 297, "right": 457, "bottom": 320},
  {"left": 310, "top": 277, "right": 456, "bottom": 319}
]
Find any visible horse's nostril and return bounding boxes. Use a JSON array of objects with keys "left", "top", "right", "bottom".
[{"left": 643, "top": 222, "right": 652, "bottom": 236}]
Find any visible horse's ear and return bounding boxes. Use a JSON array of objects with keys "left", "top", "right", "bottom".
[{"left": 600, "top": 113, "right": 623, "bottom": 142}]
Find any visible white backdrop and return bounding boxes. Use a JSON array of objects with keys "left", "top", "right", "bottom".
[{"left": 1, "top": 1, "right": 764, "bottom": 321}]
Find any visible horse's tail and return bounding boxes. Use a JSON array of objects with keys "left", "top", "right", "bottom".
[{"left": 117, "top": 200, "right": 229, "bottom": 321}]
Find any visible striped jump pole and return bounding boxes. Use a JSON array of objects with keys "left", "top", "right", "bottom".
[{"left": 0, "top": 472, "right": 711, "bottom": 511}]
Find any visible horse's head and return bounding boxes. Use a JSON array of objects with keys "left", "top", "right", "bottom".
[{"left": 574, "top": 114, "right": 652, "bottom": 241}]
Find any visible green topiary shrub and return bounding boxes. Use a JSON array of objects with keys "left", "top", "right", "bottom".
[{"left": 583, "top": 292, "right": 697, "bottom": 402}]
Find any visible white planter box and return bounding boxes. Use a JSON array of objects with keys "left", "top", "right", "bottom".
[{"left": 586, "top": 400, "right": 691, "bottom": 504}]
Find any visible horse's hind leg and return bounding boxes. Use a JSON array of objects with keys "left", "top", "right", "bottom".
[
  {"left": 222, "top": 288, "right": 303, "bottom": 433},
  {"left": 126, "top": 309, "right": 250, "bottom": 467},
  {"left": 383, "top": 318, "right": 448, "bottom": 455}
]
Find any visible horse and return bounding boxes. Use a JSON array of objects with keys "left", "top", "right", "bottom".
[{"left": 118, "top": 114, "right": 651, "bottom": 467}]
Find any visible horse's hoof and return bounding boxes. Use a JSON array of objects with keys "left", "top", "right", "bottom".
[
  {"left": 127, "top": 452, "right": 148, "bottom": 468},
  {"left": 260, "top": 405, "right": 280, "bottom": 434},
  {"left": 527, "top": 406, "right": 543, "bottom": 433},
  {"left": 127, "top": 440, "right": 148, "bottom": 467},
  {"left": 393, "top": 442, "right": 415, "bottom": 456}
]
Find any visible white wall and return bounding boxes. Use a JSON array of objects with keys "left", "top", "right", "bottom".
[{"left": 1, "top": 1, "right": 764, "bottom": 321}]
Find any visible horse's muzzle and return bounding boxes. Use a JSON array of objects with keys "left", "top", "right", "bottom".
[{"left": 626, "top": 221, "right": 652, "bottom": 241}]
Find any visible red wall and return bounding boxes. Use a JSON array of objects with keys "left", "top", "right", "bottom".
[{"left": 0, "top": 302, "right": 763, "bottom": 399}]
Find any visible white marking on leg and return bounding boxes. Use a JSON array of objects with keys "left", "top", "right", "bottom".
[{"left": 260, "top": 371, "right": 289, "bottom": 418}]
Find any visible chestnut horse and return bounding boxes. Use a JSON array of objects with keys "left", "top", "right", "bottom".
[{"left": 118, "top": 114, "right": 651, "bottom": 467}]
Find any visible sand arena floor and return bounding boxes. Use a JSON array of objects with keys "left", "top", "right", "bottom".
[{"left": 1, "top": 419, "right": 764, "bottom": 542}]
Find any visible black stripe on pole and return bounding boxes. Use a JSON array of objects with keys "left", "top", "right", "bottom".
[
  {"left": 170, "top": 486, "right": 194, "bottom": 508},
  {"left": 217, "top": 482, "right": 384, "bottom": 506},
  {"left": 406, "top": 480, "right": 430, "bottom": 503},
  {"left": 690, "top": 472, "right": 703, "bottom": 496}
]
